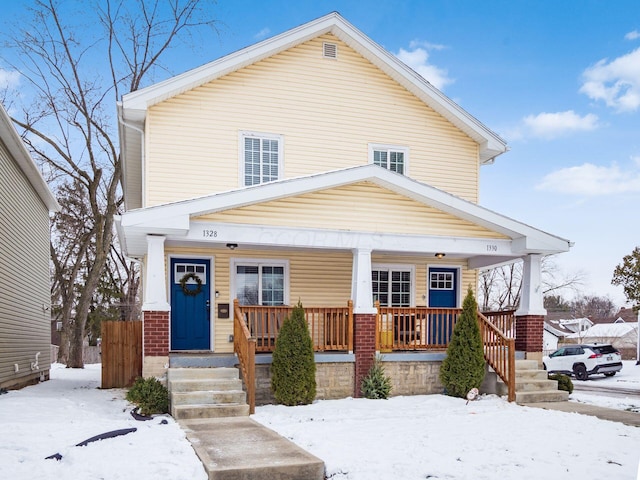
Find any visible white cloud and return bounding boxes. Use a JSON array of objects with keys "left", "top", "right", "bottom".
[
  {"left": 254, "top": 27, "right": 271, "bottom": 40},
  {"left": 522, "top": 110, "right": 599, "bottom": 139},
  {"left": 395, "top": 42, "right": 453, "bottom": 90},
  {"left": 579, "top": 47, "right": 640, "bottom": 112},
  {"left": 625, "top": 30, "right": 640, "bottom": 40},
  {"left": 0, "top": 68, "right": 20, "bottom": 89},
  {"left": 537, "top": 162, "right": 640, "bottom": 195}
]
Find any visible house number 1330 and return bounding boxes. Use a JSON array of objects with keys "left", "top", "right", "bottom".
[
  {"left": 203, "top": 230, "right": 218, "bottom": 238},
  {"left": 486, "top": 244, "right": 497, "bottom": 252}
]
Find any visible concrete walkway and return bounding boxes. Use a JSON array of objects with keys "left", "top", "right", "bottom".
[
  {"left": 179, "top": 417, "right": 325, "bottom": 480},
  {"left": 522, "top": 401, "right": 640, "bottom": 427}
]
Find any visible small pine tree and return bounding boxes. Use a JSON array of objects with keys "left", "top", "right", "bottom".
[
  {"left": 361, "top": 355, "right": 392, "bottom": 399},
  {"left": 271, "top": 301, "right": 316, "bottom": 405},
  {"left": 439, "top": 287, "right": 486, "bottom": 399}
]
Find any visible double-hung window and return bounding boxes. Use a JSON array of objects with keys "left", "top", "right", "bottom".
[
  {"left": 240, "top": 132, "right": 283, "bottom": 186},
  {"left": 369, "top": 144, "right": 408, "bottom": 175},
  {"left": 233, "top": 260, "right": 288, "bottom": 306},
  {"left": 372, "top": 266, "right": 414, "bottom": 307}
]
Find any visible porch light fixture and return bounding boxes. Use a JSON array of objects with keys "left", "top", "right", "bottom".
[
  {"left": 226, "top": 243, "right": 238, "bottom": 250},
  {"left": 435, "top": 253, "right": 445, "bottom": 259}
]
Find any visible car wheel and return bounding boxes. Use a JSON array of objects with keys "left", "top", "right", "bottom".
[
  {"left": 604, "top": 372, "right": 616, "bottom": 377},
  {"left": 573, "top": 364, "right": 588, "bottom": 381}
]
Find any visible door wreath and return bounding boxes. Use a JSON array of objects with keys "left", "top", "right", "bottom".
[{"left": 179, "top": 272, "right": 203, "bottom": 296}]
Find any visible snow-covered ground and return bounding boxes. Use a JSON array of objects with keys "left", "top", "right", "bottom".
[{"left": 1, "top": 362, "right": 639, "bottom": 480}]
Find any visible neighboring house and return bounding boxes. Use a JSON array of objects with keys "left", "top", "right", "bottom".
[
  {"left": 0, "top": 103, "right": 59, "bottom": 390},
  {"left": 543, "top": 321, "right": 567, "bottom": 355},
  {"left": 116, "top": 13, "right": 571, "bottom": 396},
  {"left": 566, "top": 322, "right": 638, "bottom": 359}
]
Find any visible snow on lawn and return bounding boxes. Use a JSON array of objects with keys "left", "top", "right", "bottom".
[
  {"left": 0, "top": 364, "right": 207, "bottom": 480},
  {"left": 2, "top": 362, "right": 640, "bottom": 480}
]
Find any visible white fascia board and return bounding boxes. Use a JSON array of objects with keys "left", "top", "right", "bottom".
[
  {"left": 187, "top": 220, "right": 515, "bottom": 255},
  {"left": 0, "top": 105, "right": 60, "bottom": 211},
  {"left": 119, "top": 12, "right": 506, "bottom": 163}
]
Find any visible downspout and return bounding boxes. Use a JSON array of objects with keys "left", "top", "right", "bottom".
[{"left": 117, "top": 104, "right": 145, "bottom": 209}]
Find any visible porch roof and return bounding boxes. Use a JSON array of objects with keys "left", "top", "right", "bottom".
[{"left": 116, "top": 165, "right": 571, "bottom": 267}]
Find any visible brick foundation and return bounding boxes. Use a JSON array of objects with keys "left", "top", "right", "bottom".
[
  {"left": 515, "top": 315, "right": 544, "bottom": 353},
  {"left": 143, "top": 310, "right": 170, "bottom": 356},
  {"left": 353, "top": 313, "right": 377, "bottom": 397}
]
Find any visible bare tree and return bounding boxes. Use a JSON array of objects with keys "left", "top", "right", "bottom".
[
  {"left": 2, "top": 0, "right": 218, "bottom": 367},
  {"left": 479, "top": 256, "right": 584, "bottom": 312}
]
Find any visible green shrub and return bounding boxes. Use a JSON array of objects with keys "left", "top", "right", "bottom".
[
  {"left": 361, "top": 355, "right": 392, "bottom": 399},
  {"left": 271, "top": 301, "right": 316, "bottom": 406},
  {"left": 439, "top": 287, "right": 486, "bottom": 399},
  {"left": 549, "top": 373, "right": 574, "bottom": 394},
  {"left": 126, "top": 377, "right": 169, "bottom": 415}
]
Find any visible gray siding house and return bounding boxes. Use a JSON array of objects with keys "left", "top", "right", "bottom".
[{"left": 0, "top": 103, "right": 59, "bottom": 390}]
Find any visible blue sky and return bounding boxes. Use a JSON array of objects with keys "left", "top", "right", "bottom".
[{"left": 2, "top": 1, "right": 639, "bottom": 307}]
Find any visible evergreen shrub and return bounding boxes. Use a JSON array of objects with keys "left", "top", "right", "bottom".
[
  {"left": 361, "top": 355, "right": 392, "bottom": 399},
  {"left": 549, "top": 373, "right": 574, "bottom": 394},
  {"left": 439, "top": 287, "right": 486, "bottom": 398},
  {"left": 271, "top": 301, "right": 317, "bottom": 406},
  {"left": 126, "top": 377, "right": 169, "bottom": 415}
]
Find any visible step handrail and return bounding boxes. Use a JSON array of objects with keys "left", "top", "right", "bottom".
[
  {"left": 234, "top": 299, "right": 256, "bottom": 414},
  {"left": 477, "top": 311, "right": 515, "bottom": 402}
]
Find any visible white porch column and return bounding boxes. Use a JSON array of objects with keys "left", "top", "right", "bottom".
[
  {"left": 515, "top": 253, "right": 546, "bottom": 316},
  {"left": 142, "top": 235, "right": 170, "bottom": 312},
  {"left": 351, "top": 248, "right": 377, "bottom": 314}
]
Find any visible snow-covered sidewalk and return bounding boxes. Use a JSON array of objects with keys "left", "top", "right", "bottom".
[{"left": 1, "top": 362, "right": 639, "bottom": 479}]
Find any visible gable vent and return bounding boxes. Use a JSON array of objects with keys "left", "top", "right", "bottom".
[{"left": 323, "top": 42, "right": 337, "bottom": 59}]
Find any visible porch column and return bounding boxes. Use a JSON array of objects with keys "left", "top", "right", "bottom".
[
  {"left": 351, "top": 248, "right": 377, "bottom": 397},
  {"left": 142, "top": 235, "right": 170, "bottom": 378},
  {"left": 515, "top": 254, "right": 546, "bottom": 360},
  {"left": 142, "top": 235, "right": 170, "bottom": 312}
]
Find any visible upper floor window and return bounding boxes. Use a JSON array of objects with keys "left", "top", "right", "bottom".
[
  {"left": 369, "top": 144, "right": 408, "bottom": 175},
  {"left": 240, "top": 132, "right": 283, "bottom": 186}
]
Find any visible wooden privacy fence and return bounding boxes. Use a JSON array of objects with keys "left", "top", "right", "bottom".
[{"left": 101, "top": 321, "right": 142, "bottom": 388}]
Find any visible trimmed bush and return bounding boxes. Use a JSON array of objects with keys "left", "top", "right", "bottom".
[
  {"left": 549, "top": 373, "right": 574, "bottom": 394},
  {"left": 271, "top": 301, "right": 317, "bottom": 406},
  {"left": 439, "top": 287, "right": 486, "bottom": 399},
  {"left": 361, "top": 355, "right": 392, "bottom": 399},
  {"left": 126, "top": 377, "right": 169, "bottom": 415}
]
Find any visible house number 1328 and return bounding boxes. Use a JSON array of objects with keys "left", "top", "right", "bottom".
[{"left": 203, "top": 230, "right": 217, "bottom": 238}]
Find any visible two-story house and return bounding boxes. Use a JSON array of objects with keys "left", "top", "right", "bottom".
[{"left": 116, "top": 13, "right": 571, "bottom": 406}]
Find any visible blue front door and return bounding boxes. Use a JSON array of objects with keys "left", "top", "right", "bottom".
[
  {"left": 428, "top": 267, "right": 458, "bottom": 345},
  {"left": 171, "top": 258, "right": 211, "bottom": 350}
]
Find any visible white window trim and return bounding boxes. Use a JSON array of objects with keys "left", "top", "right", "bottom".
[
  {"left": 238, "top": 131, "right": 284, "bottom": 187},
  {"left": 426, "top": 265, "right": 461, "bottom": 308},
  {"left": 371, "top": 263, "right": 416, "bottom": 307},
  {"left": 368, "top": 143, "right": 409, "bottom": 175},
  {"left": 230, "top": 258, "right": 290, "bottom": 306}
]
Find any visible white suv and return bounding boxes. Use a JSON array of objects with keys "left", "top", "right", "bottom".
[{"left": 543, "top": 344, "right": 623, "bottom": 381}]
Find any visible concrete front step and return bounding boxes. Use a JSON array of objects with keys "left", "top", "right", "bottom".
[
  {"left": 172, "top": 390, "right": 247, "bottom": 406},
  {"left": 169, "top": 378, "right": 244, "bottom": 393},
  {"left": 516, "top": 389, "right": 569, "bottom": 404},
  {"left": 172, "top": 403, "right": 250, "bottom": 420},
  {"left": 168, "top": 367, "right": 240, "bottom": 381}
]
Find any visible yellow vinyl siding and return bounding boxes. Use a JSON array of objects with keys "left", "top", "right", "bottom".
[
  {"left": 197, "top": 182, "right": 509, "bottom": 239},
  {"left": 145, "top": 34, "right": 479, "bottom": 206}
]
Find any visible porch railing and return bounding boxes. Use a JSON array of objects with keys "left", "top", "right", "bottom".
[
  {"left": 233, "top": 299, "right": 256, "bottom": 414},
  {"left": 235, "top": 301, "right": 353, "bottom": 353},
  {"left": 376, "top": 303, "right": 462, "bottom": 351},
  {"left": 477, "top": 311, "right": 516, "bottom": 402},
  {"left": 482, "top": 310, "right": 516, "bottom": 338}
]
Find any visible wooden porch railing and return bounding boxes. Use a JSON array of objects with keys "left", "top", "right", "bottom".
[
  {"left": 233, "top": 299, "right": 256, "bottom": 414},
  {"left": 482, "top": 310, "right": 516, "bottom": 338},
  {"left": 376, "top": 303, "right": 462, "bottom": 351},
  {"left": 477, "top": 311, "right": 515, "bottom": 402},
  {"left": 235, "top": 301, "right": 353, "bottom": 353}
]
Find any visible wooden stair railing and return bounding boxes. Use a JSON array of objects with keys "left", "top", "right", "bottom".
[
  {"left": 233, "top": 299, "right": 256, "bottom": 414},
  {"left": 477, "top": 311, "right": 515, "bottom": 402}
]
